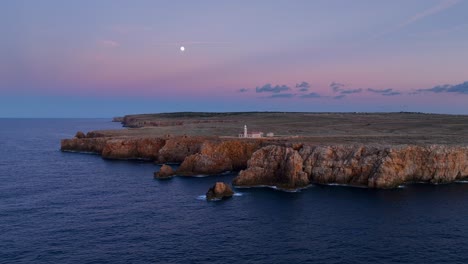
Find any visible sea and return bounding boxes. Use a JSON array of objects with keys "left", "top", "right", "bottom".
[{"left": 1, "top": 118, "right": 468, "bottom": 264}]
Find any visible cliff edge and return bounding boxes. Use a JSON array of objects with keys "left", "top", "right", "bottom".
[
  {"left": 61, "top": 112, "right": 468, "bottom": 190},
  {"left": 233, "top": 144, "right": 468, "bottom": 189}
]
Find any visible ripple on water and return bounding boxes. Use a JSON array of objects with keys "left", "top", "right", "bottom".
[{"left": 2, "top": 119, "right": 468, "bottom": 264}]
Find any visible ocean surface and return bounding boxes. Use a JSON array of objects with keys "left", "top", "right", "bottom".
[{"left": 1, "top": 119, "right": 468, "bottom": 264}]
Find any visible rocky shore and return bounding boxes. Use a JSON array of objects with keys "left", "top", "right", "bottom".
[{"left": 61, "top": 132, "right": 468, "bottom": 189}]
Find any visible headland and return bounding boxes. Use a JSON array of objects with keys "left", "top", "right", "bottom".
[{"left": 61, "top": 112, "right": 468, "bottom": 189}]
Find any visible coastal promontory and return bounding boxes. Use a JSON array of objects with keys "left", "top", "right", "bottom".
[{"left": 61, "top": 112, "right": 468, "bottom": 189}]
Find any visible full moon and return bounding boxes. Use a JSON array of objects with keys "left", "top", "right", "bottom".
[{"left": 180, "top": 46, "right": 185, "bottom": 52}]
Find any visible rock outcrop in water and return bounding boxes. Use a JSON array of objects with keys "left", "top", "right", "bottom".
[
  {"left": 154, "top": 164, "right": 175, "bottom": 179},
  {"left": 233, "top": 144, "right": 468, "bottom": 189},
  {"left": 206, "top": 182, "right": 234, "bottom": 201}
]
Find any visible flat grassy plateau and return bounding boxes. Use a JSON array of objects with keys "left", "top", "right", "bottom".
[{"left": 98, "top": 112, "right": 468, "bottom": 145}]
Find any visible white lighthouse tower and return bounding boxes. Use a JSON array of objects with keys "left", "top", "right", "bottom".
[{"left": 244, "top": 125, "right": 248, "bottom": 138}]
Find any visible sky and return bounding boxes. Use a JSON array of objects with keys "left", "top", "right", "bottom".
[{"left": 1, "top": 0, "right": 468, "bottom": 117}]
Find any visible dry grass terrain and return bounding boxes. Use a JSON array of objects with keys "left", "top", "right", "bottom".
[{"left": 97, "top": 112, "right": 468, "bottom": 145}]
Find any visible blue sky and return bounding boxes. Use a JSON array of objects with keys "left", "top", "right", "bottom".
[{"left": 1, "top": 0, "right": 467, "bottom": 117}]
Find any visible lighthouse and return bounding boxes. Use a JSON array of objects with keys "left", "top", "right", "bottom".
[{"left": 238, "top": 125, "right": 263, "bottom": 138}]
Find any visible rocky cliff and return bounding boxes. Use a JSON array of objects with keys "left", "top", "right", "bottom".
[
  {"left": 101, "top": 138, "right": 166, "bottom": 160},
  {"left": 62, "top": 136, "right": 166, "bottom": 160},
  {"left": 157, "top": 136, "right": 208, "bottom": 163},
  {"left": 232, "top": 145, "right": 309, "bottom": 189},
  {"left": 233, "top": 144, "right": 468, "bottom": 189},
  {"left": 176, "top": 140, "right": 262, "bottom": 175},
  {"left": 61, "top": 133, "right": 468, "bottom": 189},
  {"left": 61, "top": 137, "right": 109, "bottom": 154},
  {"left": 61, "top": 134, "right": 264, "bottom": 174}
]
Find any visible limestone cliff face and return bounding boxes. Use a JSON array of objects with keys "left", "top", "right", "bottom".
[
  {"left": 61, "top": 137, "right": 166, "bottom": 160},
  {"left": 233, "top": 145, "right": 468, "bottom": 189},
  {"left": 101, "top": 138, "right": 166, "bottom": 160},
  {"left": 61, "top": 134, "right": 257, "bottom": 171},
  {"left": 367, "top": 145, "right": 468, "bottom": 188},
  {"left": 157, "top": 136, "right": 207, "bottom": 163},
  {"left": 300, "top": 145, "right": 382, "bottom": 186},
  {"left": 61, "top": 133, "right": 468, "bottom": 189},
  {"left": 232, "top": 145, "right": 309, "bottom": 189},
  {"left": 61, "top": 135, "right": 200, "bottom": 162},
  {"left": 177, "top": 140, "right": 262, "bottom": 175},
  {"left": 61, "top": 138, "right": 109, "bottom": 154}
]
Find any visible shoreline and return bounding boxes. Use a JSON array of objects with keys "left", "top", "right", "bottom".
[{"left": 60, "top": 112, "right": 468, "bottom": 190}]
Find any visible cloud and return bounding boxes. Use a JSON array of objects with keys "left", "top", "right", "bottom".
[
  {"left": 330, "top": 82, "right": 345, "bottom": 92},
  {"left": 399, "top": 0, "right": 461, "bottom": 28},
  {"left": 300, "top": 92, "right": 322, "bottom": 98},
  {"left": 340, "top": 88, "right": 363, "bottom": 94},
  {"left": 330, "top": 82, "right": 363, "bottom": 96},
  {"left": 98, "top": 39, "right": 120, "bottom": 48},
  {"left": 330, "top": 83, "right": 402, "bottom": 97},
  {"left": 295, "top": 81, "right": 311, "bottom": 92},
  {"left": 244, "top": 81, "right": 323, "bottom": 99},
  {"left": 270, "top": 93, "right": 295, "bottom": 98},
  {"left": 368, "top": 88, "right": 402, "bottom": 96},
  {"left": 238, "top": 88, "right": 248, "bottom": 93},
  {"left": 415, "top": 81, "right": 468, "bottom": 94},
  {"left": 371, "top": 0, "right": 461, "bottom": 40},
  {"left": 255, "top": 83, "right": 290, "bottom": 93}
]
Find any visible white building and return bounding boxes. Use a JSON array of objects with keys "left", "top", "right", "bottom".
[{"left": 238, "top": 125, "right": 264, "bottom": 138}]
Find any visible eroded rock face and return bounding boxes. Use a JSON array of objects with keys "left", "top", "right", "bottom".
[
  {"left": 178, "top": 153, "right": 232, "bottom": 175},
  {"left": 233, "top": 145, "right": 309, "bottom": 189},
  {"left": 300, "top": 145, "right": 382, "bottom": 186},
  {"left": 157, "top": 137, "right": 206, "bottom": 163},
  {"left": 154, "top": 164, "right": 175, "bottom": 179},
  {"left": 233, "top": 144, "right": 468, "bottom": 189},
  {"left": 61, "top": 138, "right": 109, "bottom": 154},
  {"left": 367, "top": 145, "right": 468, "bottom": 188},
  {"left": 177, "top": 140, "right": 262, "bottom": 175},
  {"left": 201, "top": 140, "right": 262, "bottom": 170},
  {"left": 86, "top": 131, "right": 106, "bottom": 138},
  {"left": 61, "top": 132, "right": 468, "bottom": 189},
  {"left": 206, "top": 182, "right": 234, "bottom": 201},
  {"left": 101, "top": 138, "right": 166, "bottom": 160}
]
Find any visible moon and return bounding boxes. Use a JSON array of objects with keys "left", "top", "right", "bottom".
[{"left": 180, "top": 46, "right": 185, "bottom": 52}]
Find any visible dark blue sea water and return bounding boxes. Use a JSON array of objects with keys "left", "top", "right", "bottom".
[{"left": 1, "top": 119, "right": 468, "bottom": 264}]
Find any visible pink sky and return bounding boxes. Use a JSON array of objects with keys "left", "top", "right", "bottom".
[{"left": 1, "top": 0, "right": 467, "bottom": 117}]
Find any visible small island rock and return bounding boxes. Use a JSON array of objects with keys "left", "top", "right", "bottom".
[
  {"left": 154, "top": 164, "right": 175, "bottom": 179},
  {"left": 206, "top": 182, "right": 234, "bottom": 201}
]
